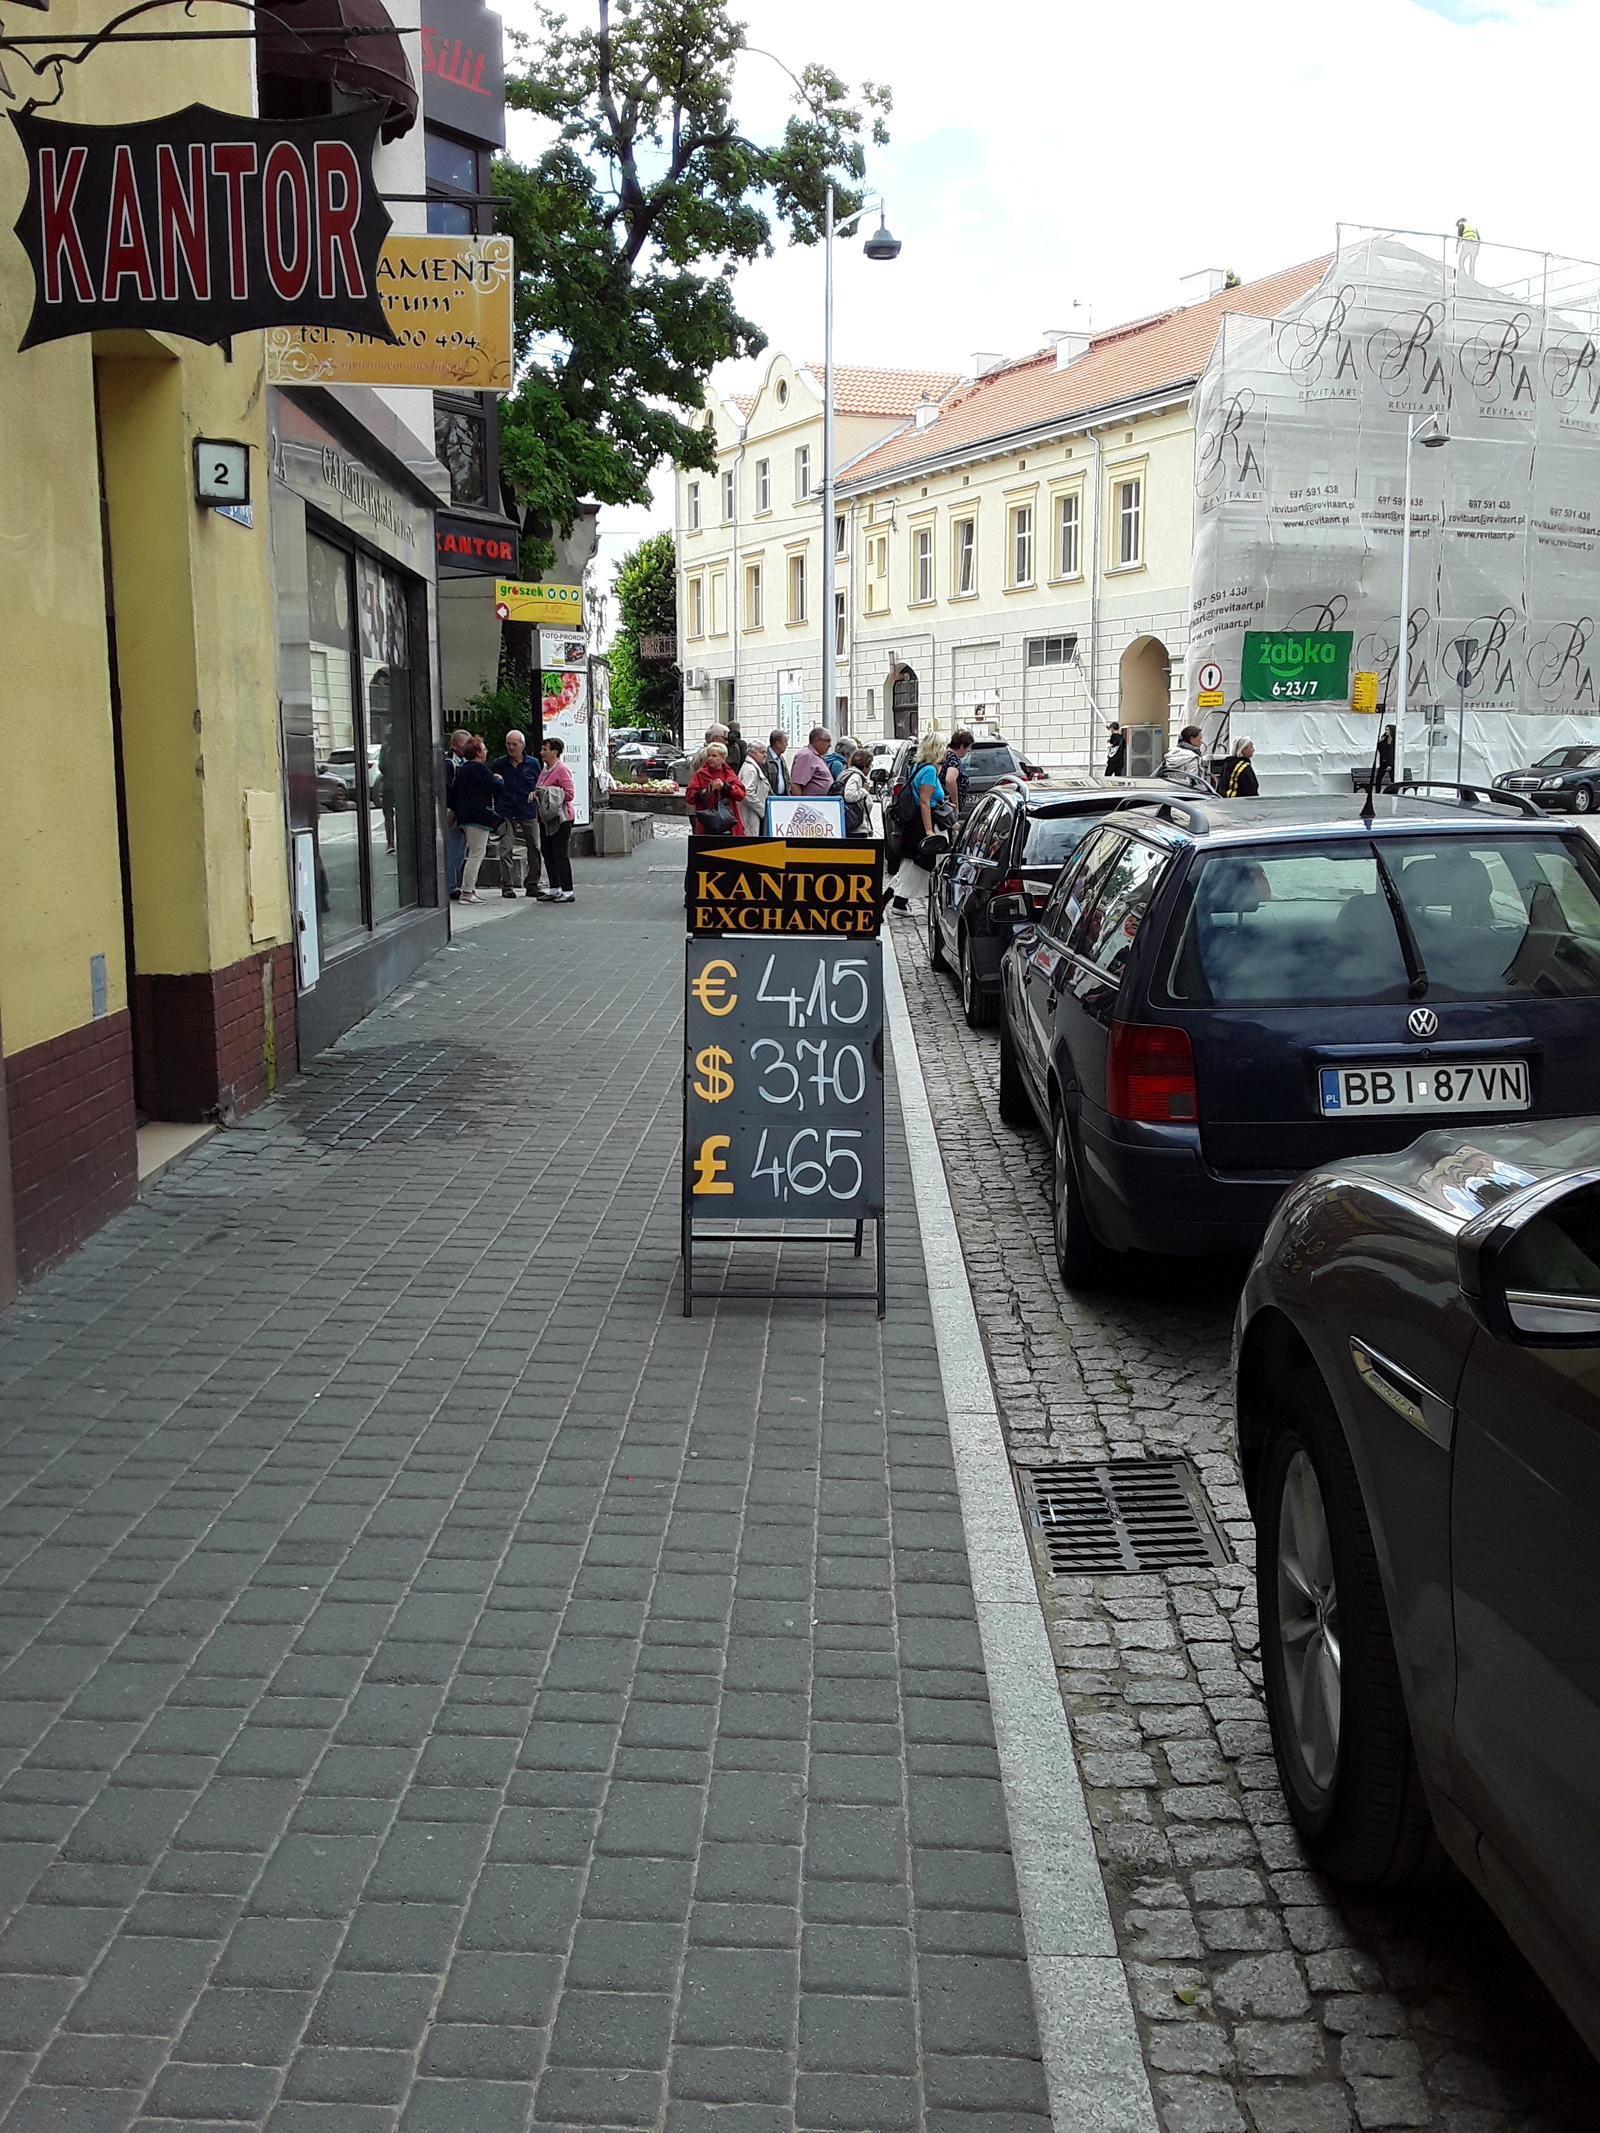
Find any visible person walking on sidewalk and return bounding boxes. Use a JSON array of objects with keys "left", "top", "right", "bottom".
[
  {"left": 790, "top": 727, "right": 836, "bottom": 797},
  {"left": 1220, "top": 737, "right": 1260, "bottom": 797},
  {"left": 452, "top": 737, "right": 500, "bottom": 903},
  {"left": 443, "top": 728, "right": 471, "bottom": 897},
  {"left": 1161, "top": 724, "right": 1210, "bottom": 787},
  {"left": 491, "top": 729, "right": 542, "bottom": 898},
  {"left": 536, "top": 736, "right": 578, "bottom": 902},
  {"left": 685, "top": 741, "right": 748, "bottom": 835},
  {"left": 886, "top": 732, "right": 950, "bottom": 912}
]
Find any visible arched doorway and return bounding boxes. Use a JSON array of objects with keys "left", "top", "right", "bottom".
[
  {"left": 890, "top": 664, "right": 920, "bottom": 740},
  {"left": 1118, "top": 636, "right": 1171, "bottom": 776}
]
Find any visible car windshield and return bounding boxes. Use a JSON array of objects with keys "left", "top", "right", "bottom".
[
  {"left": 1535, "top": 747, "right": 1600, "bottom": 770},
  {"left": 1021, "top": 813, "right": 1108, "bottom": 867},
  {"left": 1160, "top": 834, "right": 1600, "bottom": 1006}
]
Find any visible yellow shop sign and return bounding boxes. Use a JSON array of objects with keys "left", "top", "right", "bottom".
[
  {"left": 265, "top": 237, "right": 513, "bottom": 391},
  {"left": 494, "top": 580, "right": 586, "bottom": 624}
]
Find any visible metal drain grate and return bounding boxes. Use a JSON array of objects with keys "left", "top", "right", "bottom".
[{"left": 1018, "top": 1459, "right": 1229, "bottom": 1574}]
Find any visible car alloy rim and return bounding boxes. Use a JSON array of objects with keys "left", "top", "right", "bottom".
[{"left": 1276, "top": 1448, "right": 1341, "bottom": 1795}]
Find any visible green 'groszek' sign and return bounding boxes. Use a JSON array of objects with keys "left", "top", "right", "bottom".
[{"left": 1241, "top": 630, "right": 1353, "bottom": 703}]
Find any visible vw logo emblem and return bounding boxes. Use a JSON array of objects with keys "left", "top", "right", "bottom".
[{"left": 1407, "top": 1007, "right": 1439, "bottom": 1039}]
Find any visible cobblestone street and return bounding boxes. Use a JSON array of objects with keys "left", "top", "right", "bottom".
[
  {"left": 0, "top": 861, "right": 1052, "bottom": 2133},
  {"left": 892, "top": 912, "right": 1597, "bottom": 2133}
]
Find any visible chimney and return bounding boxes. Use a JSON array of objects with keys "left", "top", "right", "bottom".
[
  {"left": 913, "top": 394, "right": 939, "bottom": 433},
  {"left": 1180, "top": 267, "right": 1229, "bottom": 304},
  {"left": 1046, "top": 328, "right": 1092, "bottom": 369},
  {"left": 969, "top": 351, "right": 1005, "bottom": 377}
]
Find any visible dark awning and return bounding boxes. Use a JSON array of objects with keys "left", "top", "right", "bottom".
[{"left": 259, "top": 0, "right": 418, "bottom": 141}]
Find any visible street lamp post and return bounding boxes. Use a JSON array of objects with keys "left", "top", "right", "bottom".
[
  {"left": 820, "top": 185, "right": 900, "bottom": 739},
  {"left": 1394, "top": 411, "right": 1449, "bottom": 772}
]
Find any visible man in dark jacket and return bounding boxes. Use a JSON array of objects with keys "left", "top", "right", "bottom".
[
  {"left": 491, "top": 729, "right": 542, "bottom": 898},
  {"left": 1220, "top": 738, "right": 1260, "bottom": 797},
  {"left": 1104, "top": 724, "right": 1128, "bottom": 777}
]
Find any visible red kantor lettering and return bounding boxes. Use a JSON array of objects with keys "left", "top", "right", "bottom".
[
  {"left": 156, "top": 141, "right": 209, "bottom": 302},
  {"left": 102, "top": 142, "right": 155, "bottom": 301},
  {"left": 314, "top": 141, "right": 364, "bottom": 298},
  {"left": 210, "top": 143, "right": 258, "bottom": 299},
  {"left": 39, "top": 144, "right": 93, "bottom": 304},
  {"left": 262, "top": 141, "right": 311, "bottom": 301}
]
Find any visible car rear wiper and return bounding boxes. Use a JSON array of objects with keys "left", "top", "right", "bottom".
[{"left": 1371, "top": 845, "right": 1429, "bottom": 999}]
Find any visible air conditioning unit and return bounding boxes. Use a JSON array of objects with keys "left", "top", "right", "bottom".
[{"left": 684, "top": 667, "right": 711, "bottom": 691}]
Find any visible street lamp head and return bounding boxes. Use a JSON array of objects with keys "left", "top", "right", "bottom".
[
  {"left": 863, "top": 212, "right": 901, "bottom": 263},
  {"left": 1420, "top": 417, "right": 1450, "bottom": 448}
]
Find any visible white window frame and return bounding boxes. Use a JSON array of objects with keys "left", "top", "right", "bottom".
[
  {"left": 745, "top": 562, "right": 763, "bottom": 629},
  {"left": 834, "top": 588, "right": 846, "bottom": 656},
  {"left": 755, "top": 459, "right": 771, "bottom": 513},
  {"left": 914, "top": 525, "right": 934, "bottom": 604},
  {"left": 954, "top": 516, "right": 976, "bottom": 597},
  {"left": 865, "top": 531, "right": 889, "bottom": 614},
  {"left": 834, "top": 513, "right": 846, "bottom": 555},
  {"left": 689, "top": 576, "right": 705, "bottom": 638},
  {"left": 722, "top": 470, "right": 735, "bottom": 523},
  {"left": 1011, "top": 504, "right": 1034, "bottom": 587},
  {"left": 788, "top": 551, "right": 807, "bottom": 624},
  {"left": 687, "top": 481, "right": 701, "bottom": 532},
  {"left": 1114, "top": 475, "right": 1143, "bottom": 568},
  {"left": 1055, "top": 491, "right": 1081, "bottom": 579},
  {"left": 710, "top": 571, "right": 727, "bottom": 637},
  {"left": 794, "top": 444, "right": 811, "bottom": 501}
]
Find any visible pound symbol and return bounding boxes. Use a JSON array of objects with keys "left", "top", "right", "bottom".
[{"left": 691, "top": 1135, "right": 733, "bottom": 1195}]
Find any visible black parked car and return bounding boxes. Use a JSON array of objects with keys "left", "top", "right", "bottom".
[
  {"left": 1235, "top": 1120, "right": 1600, "bottom": 2054},
  {"left": 997, "top": 789, "right": 1600, "bottom": 1284},
  {"left": 884, "top": 734, "right": 1044, "bottom": 865},
  {"left": 927, "top": 778, "right": 1171, "bottom": 1027},
  {"left": 1493, "top": 745, "right": 1600, "bottom": 813}
]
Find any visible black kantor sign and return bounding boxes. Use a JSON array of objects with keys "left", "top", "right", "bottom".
[{"left": 9, "top": 102, "right": 394, "bottom": 352}]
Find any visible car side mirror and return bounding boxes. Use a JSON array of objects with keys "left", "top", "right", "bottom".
[
  {"left": 989, "top": 893, "right": 1030, "bottom": 921},
  {"left": 1457, "top": 1169, "right": 1600, "bottom": 1346}
]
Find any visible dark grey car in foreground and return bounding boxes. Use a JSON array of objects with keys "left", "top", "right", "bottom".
[{"left": 1235, "top": 1120, "right": 1600, "bottom": 2056}]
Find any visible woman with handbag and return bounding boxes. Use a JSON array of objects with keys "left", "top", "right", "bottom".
[
  {"left": 885, "top": 732, "right": 951, "bottom": 912},
  {"left": 534, "top": 735, "right": 578, "bottom": 902},
  {"left": 685, "top": 742, "right": 747, "bottom": 836},
  {"left": 452, "top": 736, "right": 500, "bottom": 904}
]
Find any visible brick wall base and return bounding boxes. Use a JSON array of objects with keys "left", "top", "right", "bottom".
[
  {"left": 6, "top": 1014, "right": 138, "bottom": 1284},
  {"left": 134, "top": 944, "right": 299, "bottom": 1122}
]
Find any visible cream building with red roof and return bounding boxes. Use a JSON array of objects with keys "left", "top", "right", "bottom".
[
  {"left": 675, "top": 355, "right": 962, "bottom": 741},
  {"left": 675, "top": 261, "right": 1330, "bottom": 764}
]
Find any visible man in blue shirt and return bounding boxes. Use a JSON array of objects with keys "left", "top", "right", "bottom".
[{"left": 491, "top": 729, "right": 543, "bottom": 897}]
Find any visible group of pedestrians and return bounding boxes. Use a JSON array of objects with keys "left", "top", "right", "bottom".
[
  {"left": 444, "top": 726, "right": 577, "bottom": 905},
  {"left": 885, "top": 728, "right": 975, "bottom": 912},
  {"left": 683, "top": 724, "right": 876, "bottom": 838},
  {"left": 1103, "top": 722, "right": 1261, "bottom": 797}
]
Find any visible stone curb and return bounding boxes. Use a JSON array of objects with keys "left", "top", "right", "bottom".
[{"left": 883, "top": 934, "right": 1161, "bottom": 2133}]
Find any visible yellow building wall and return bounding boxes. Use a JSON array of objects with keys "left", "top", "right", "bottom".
[{"left": 0, "top": 2, "right": 285, "bottom": 1065}]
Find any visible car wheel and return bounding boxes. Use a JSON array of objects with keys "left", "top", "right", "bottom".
[
  {"left": 1051, "top": 1106, "right": 1110, "bottom": 1289},
  {"left": 927, "top": 895, "right": 949, "bottom": 973},
  {"left": 1258, "top": 1374, "right": 1441, "bottom": 1886},
  {"left": 961, "top": 935, "right": 997, "bottom": 1027},
  {"left": 997, "top": 1011, "right": 1034, "bottom": 1128},
  {"left": 1575, "top": 783, "right": 1595, "bottom": 814}
]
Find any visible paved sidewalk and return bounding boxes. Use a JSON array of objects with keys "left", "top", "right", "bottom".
[{"left": 0, "top": 860, "right": 1052, "bottom": 2133}]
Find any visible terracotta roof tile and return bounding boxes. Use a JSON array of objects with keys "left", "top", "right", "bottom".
[
  {"left": 838, "top": 259, "right": 1330, "bottom": 487},
  {"left": 800, "top": 364, "right": 964, "bottom": 416}
]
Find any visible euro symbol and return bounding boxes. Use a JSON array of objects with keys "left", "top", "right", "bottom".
[
  {"left": 690, "top": 959, "right": 737, "bottom": 1015},
  {"left": 691, "top": 1135, "right": 733, "bottom": 1195},
  {"left": 693, "top": 1046, "right": 735, "bottom": 1103}
]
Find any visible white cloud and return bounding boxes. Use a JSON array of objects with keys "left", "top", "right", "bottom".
[{"left": 500, "top": 0, "right": 1600, "bottom": 550}]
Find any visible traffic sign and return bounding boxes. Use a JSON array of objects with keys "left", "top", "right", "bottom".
[{"left": 1197, "top": 661, "right": 1224, "bottom": 694}]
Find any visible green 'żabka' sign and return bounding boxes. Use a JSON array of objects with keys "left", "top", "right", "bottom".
[{"left": 1241, "top": 630, "right": 1353, "bottom": 704}]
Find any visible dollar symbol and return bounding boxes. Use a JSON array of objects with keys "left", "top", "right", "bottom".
[{"left": 693, "top": 1046, "right": 734, "bottom": 1103}]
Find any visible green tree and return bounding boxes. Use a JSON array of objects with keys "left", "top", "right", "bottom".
[
  {"left": 495, "top": 0, "right": 889, "bottom": 562},
  {"left": 610, "top": 530, "right": 681, "bottom": 737}
]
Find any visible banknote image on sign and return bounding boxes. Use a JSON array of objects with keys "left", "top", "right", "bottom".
[{"left": 681, "top": 937, "right": 885, "bottom": 1316}]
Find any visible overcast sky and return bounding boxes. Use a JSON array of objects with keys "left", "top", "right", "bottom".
[{"left": 499, "top": 0, "right": 1600, "bottom": 599}]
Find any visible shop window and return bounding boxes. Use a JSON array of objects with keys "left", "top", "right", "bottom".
[
  {"left": 434, "top": 400, "right": 488, "bottom": 507},
  {"left": 308, "top": 530, "right": 422, "bottom": 958}
]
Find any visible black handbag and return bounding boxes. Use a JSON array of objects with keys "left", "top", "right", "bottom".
[{"left": 694, "top": 802, "right": 736, "bottom": 835}]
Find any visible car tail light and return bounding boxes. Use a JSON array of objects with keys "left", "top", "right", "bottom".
[{"left": 1107, "top": 1021, "right": 1197, "bottom": 1122}]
